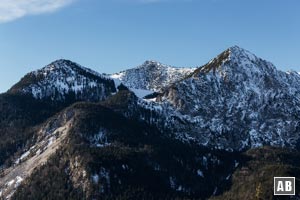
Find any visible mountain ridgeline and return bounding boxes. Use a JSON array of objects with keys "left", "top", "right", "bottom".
[
  {"left": 9, "top": 59, "right": 116, "bottom": 103},
  {"left": 0, "top": 46, "right": 299, "bottom": 200}
]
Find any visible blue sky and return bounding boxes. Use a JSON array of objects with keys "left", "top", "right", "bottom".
[{"left": 0, "top": 0, "right": 299, "bottom": 93}]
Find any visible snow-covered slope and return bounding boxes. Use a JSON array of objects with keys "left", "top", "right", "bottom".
[
  {"left": 9, "top": 59, "right": 116, "bottom": 102},
  {"left": 143, "top": 46, "right": 300, "bottom": 150},
  {"left": 110, "top": 60, "right": 195, "bottom": 92}
]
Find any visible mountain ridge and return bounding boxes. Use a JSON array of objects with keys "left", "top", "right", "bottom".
[
  {"left": 1, "top": 46, "right": 300, "bottom": 199},
  {"left": 110, "top": 60, "right": 196, "bottom": 92},
  {"left": 4, "top": 46, "right": 300, "bottom": 151},
  {"left": 152, "top": 46, "right": 300, "bottom": 150},
  {"left": 8, "top": 59, "right": 116, "bottom": 102}
]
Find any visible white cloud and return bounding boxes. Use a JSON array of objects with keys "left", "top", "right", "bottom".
[{"left": 0, "top": 0, "right": 75, "bottom": 23}]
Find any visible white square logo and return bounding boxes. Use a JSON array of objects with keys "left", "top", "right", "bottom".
[{"left": 274, "top": 177, "right": 295, "bottom": 195}]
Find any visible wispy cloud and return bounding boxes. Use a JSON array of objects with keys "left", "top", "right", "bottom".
[{"left": 0, "top": 0, "right": 75, "bottom": 23}]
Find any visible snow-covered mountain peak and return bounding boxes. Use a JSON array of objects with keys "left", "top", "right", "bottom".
[
  {"left": 37, "top": 59, "right": 103, "bottom": 78},
  {"left": 141, "top": 60, "right": 164, "bottom": 67},
  {"left": 194, "top": 46, "right": 276, "bottom": 78},
  {"left": 35, "top": 59, "right": 74, "bottom": 77},
  {"left": 152, "top": 46, "right": 300, "bottom": 150},
  {"left": 42, "top": 59, "right": 81, "bottom": 71},
  {"left": 110, "top": 61, "right": 195, "bottom": 92},
  {"left": 48, "top": 58, "right": 72, "bottom": 66},
  {"left": 135, "top": 60, "right": 178, "bottom": 72},
  {"left": 227, "top": 45, "right": 258, "bottom": 62},
  {"left": 9, "top": 59, "right": 116, "bottom": 101}
]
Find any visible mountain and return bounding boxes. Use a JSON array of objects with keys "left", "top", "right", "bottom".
[
  {"left": 1, "top": 47, "right": 300, "bottom": 199},
  {"left": 140, "top": 46, "right": 300, "bottom": 150},
  {"left": 110, "top": 60, "right": 195, "bottom": 93},
  {"left": 0, "top": 60, "right": 117, "bottom": 172},
  {"left": 9, "top": 59, "right": 116, "bottom": 102}
]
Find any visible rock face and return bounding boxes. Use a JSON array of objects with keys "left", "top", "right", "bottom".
[{"left": 9, "top": 59, "right": 116, "bottom": 102}]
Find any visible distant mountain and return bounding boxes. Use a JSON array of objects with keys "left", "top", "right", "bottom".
[
  {"left": 1, "top": 47, "right": 300, "bottom": 199},
  {"left": 146, "top": 46, "right": 300, "bottom": 150},
  {"left": 110, "top": 60, "right": 195, "bottom": 92},
  {"left": 9, "top": 59, "right": 116, "bottom": 102}
]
